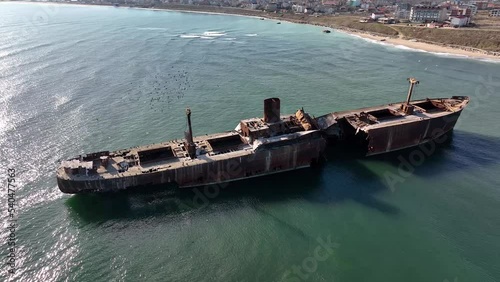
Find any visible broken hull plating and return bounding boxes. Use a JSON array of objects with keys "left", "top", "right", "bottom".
[
  {"left": 57, "top": 137, "right": 326, "bottom": 194},
  {"left": 350, "top": 110, "right": 463, "bottom": 156},
  {"left": 318, "top": 97, "right": 469, "bottom": 156},
  {"left": 362, "top": 110, "right": 462, "bottom": 156}
]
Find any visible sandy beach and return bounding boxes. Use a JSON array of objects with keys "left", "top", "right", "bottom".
[{"left": 345, "top": 31, "right": 500, "bottom": 61}]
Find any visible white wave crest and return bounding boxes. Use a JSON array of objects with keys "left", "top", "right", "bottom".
[
  {"left": 137, "top": 27, "right": 167, "bottom": 31},
  {"left": 180, "top": 34, "right": 200, "bottom": 38},
  {"left": 55, "top": 96, "right": 70, "bottom": 109},
  {"left": 203, "top": 31, "right": 226, "bottom": 37}
]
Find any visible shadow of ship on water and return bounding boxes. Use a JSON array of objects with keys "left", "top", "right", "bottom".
[
  {"left": 367, "top": 130, "right": 500, "bottom": 178},
  {"left": 65, "top": 130, "right": 500, "bottom": 224}
]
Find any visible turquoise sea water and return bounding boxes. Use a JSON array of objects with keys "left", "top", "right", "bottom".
[{"left": 1, "top": 2, "right": 500, "bottom": 281}]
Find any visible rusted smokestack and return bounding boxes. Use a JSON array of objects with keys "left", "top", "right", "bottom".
[
  {"left": 263, "top": 98, "right": 280, "bottom": 123},
  {"left": 185, "top": 108, "right": 196, "bottom": 159}
]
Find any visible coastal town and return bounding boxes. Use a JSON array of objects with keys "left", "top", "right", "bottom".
[
  {"left": 24, "top": 0, "right": 500, "bottom": 27},
  {"left": 10, "top": 0, "right": 500, "bottom": 54}
]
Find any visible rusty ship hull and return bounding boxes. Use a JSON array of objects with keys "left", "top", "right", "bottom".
[
  {"left": 57, "top": 98, "right": 326, "bottom": 194},
  {"left": 316, "top": 96, "right": 469, "bottom": 156},
  {"left": 56, "top": 79, "right": 470, "bottom": 194},
  {"left": 56, "top": 131, "right": 325, "bottom": 193}
]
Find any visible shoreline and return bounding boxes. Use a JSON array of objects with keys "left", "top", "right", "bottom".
[
  {"left": 341, "top": 31, "right": 500, "bottom": 61},
  {"left": 8, "top": 1, "right": 500, "bottom": 62}
]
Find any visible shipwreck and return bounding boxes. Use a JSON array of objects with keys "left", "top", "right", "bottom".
[{"left": 56, "top": 78, "right": 469, "bottom": 193}]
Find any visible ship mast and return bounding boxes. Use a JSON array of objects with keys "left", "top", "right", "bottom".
[
  {"left": 402, "top": 77, "right": 419, "bottom": 114},
  {"left": 185, "top": 108, "right": 196, "bottom": 159}
]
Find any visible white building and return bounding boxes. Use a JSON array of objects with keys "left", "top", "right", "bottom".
[
  {"left": 292, "top": 4, "right": 305, "bottom": 13},
  {"left": 451, "top": 16, "right": 469, "bottom": 26},
  {"left": 409, "top": 5, "right": 448, "bottom": 22},
  {"left": 490, "top": 9, "right": 500, "bottom": 17},
  {"left": 371, "top": 13, "right": 385, "bottom": 20}
]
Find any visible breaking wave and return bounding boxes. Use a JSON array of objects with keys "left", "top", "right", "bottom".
[
  {"left": 179, "top": 31, "right": 230, "bottom": 41},
  {"left": 179, "top": 34, "right": 200, "bottom": 38},
  {"left": 202, "top": 31, "right": 226, "bottom": 37},
  {"left": 54, "top": 95, "right": 70, "bottom": 109},
  {"left": 137, "top": 27, "right": 167, "bottom": 31}
]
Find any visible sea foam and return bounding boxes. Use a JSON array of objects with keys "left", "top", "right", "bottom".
[
  {"left": 203, "top": 31, "right": 226, "bottom": 37},
  {"left": 137, "top": 27, "right": 167, "bottom": 31},
  {"left": 180, "top": 34, "right": 200, "bottom": 38}
]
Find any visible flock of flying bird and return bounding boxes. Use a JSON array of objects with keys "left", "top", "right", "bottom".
[{"left": 128, "top": 66, "right": 192, "bottom": 112}]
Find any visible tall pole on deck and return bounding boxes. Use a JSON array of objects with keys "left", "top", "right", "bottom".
[
  {"left": 402, "top": 77, "right": 419, "bottom": 115},
  {"left": 406, "top": 77, "right": 419, "bottom": 106},
  {"left": 185, "top": 108, "right": 196, "bottom": 159}
]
